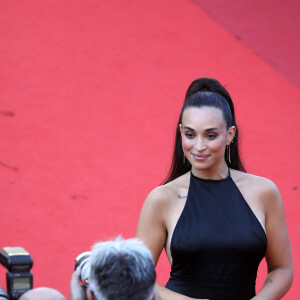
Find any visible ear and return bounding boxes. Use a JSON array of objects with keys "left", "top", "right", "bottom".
[
  {"left": 227, "top": 126, "right": 236, "bottom": 145},
  {"left": 87, "top": 288, "right": 94, "bottom": 300}
]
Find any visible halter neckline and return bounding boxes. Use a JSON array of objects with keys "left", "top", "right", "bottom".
[{"left": 190, "top": 168, "right": 231, "bottom": 182}]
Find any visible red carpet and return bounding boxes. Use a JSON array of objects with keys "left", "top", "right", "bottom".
[
  {"left": 0, "top": 0, "right": 299, "bottom": 298},
  {"left": 193, "top": 0, "right": 300, "bottom": 89}
]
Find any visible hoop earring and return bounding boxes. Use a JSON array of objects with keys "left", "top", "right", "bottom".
[
  {"left": 227, "top": 145, "right": 231, "bottom": 164},
  {"left": 183, "top": 155, "right": 186, "bottom": 164}
]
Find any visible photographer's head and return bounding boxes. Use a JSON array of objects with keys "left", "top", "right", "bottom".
[
  {"left": 19, "top": 287, "right": 66, "bottom": 300},
  {"left": 87, "top": 237, "right": 157, "bottom": 300}
]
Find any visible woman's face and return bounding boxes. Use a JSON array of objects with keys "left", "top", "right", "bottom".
[{"left": 180, "top": 106, "right": 235, "bottom": 175}]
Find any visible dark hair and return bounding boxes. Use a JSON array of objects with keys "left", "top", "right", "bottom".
[{"left": 162, "top": 77, "right": 245, "bottom": 184}]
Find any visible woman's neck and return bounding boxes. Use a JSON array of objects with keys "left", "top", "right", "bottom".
[{"left": 191, "top": 163, "right": 229, "bottom": 180}]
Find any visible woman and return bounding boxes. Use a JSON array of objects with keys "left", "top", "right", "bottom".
[{"left": 136, "top": 78, "right": 293, "bottom": 300}]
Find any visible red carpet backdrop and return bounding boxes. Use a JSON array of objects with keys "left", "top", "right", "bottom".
[{"left": 1, "top": 0, "right": 299, "bottom": 298}]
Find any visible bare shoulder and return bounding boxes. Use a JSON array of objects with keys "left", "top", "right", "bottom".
[
  {"left": 144, "top": 172, "right": 190, "bottom": 209},
  {"left": 231, "top": 169, "right": 282, "bottom": 207},
  {"left": 144, "top": 183, "right": 173, "bottom": 210},
  {"left": 136, "top": 172, "right": 190, "bottom": 253}
]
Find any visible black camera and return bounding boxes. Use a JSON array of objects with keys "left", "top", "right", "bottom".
[{"left": 0, "top": 247, "right": 33, "bottom": 300}]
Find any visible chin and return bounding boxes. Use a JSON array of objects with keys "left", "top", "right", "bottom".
[
  {"left": 189, "top": 157, "right": 222, "bottom": 171},
  {"left": 190, "top": 162, "right": 212, "bottom": 170}
]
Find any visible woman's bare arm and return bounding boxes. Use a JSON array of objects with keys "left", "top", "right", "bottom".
[
  {"left": 136, "top": 187, "right": 167, "bottom": 265},
  {"left": 252, "top": 181, "right": 293, "bottom": 300}
]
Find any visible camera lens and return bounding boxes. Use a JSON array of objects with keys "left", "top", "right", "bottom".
[{"left": 74, "top": 252, "right": 91, "bottom": 286}]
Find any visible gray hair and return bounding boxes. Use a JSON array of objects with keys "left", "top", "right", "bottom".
[{"left": 89, "top": 237, "right": 156, "bottom": 300}]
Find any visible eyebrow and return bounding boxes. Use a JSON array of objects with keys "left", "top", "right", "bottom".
[{"left": 183, "top": 126, "right": 220, "bottom": 131}]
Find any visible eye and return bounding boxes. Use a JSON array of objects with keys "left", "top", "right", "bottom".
[
  {"left": 207, "top": 133, "right": 217, "bottom": 139},
  {"left": 184, "top": 132, "right": 194, "bottom": 139}
]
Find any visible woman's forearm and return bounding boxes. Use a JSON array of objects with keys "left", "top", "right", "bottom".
[
  {"left": 156, "top": 283, "right": 208, "bottom": 300},
  {"left": 252, "top": 267, "right": 293, "bottom": 300}
]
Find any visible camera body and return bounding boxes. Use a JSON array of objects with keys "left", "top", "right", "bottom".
[
  {"left": 73, "top": 252, "right": 91, "bottom": 286},
  {"left": 0, "top": 247, "right": 33, "bottom": 300}
]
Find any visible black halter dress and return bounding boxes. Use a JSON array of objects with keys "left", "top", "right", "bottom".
[{"left": 165, "top": 171, "right": 267, "bottom": 300}]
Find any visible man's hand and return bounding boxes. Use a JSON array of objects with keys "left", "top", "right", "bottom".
[{"left": 70, "top": 267, "right": 88, "bottom": 300}]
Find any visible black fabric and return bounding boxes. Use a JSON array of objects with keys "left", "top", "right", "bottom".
[{"left": 166, "top": 172, "right": 267, "bottom": 300}]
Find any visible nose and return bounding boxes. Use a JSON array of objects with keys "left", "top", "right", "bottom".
[{"left": 194, "top": 137, "right": 206, "bottom": 151}]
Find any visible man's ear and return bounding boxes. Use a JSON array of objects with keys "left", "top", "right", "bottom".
[{"left": 87, "top": 288, "right": 94, "bottom": 300}]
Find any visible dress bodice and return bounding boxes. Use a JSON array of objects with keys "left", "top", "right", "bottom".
[{"left": 165, "top": 172, "right": 267, "bottom": 300}]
